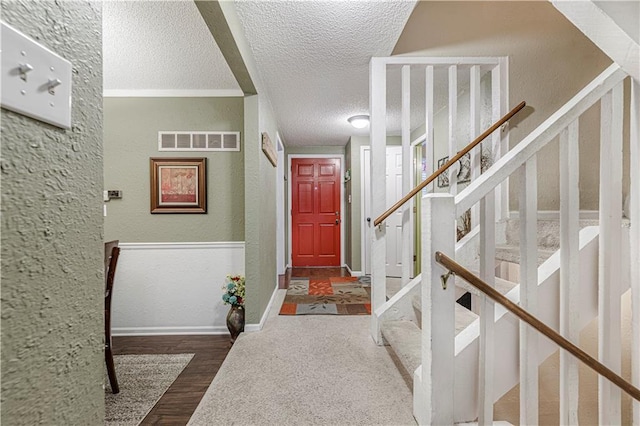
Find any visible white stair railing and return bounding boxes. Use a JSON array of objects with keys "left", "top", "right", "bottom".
[
  {"left": 369, "top": 57, "right": 508, "bottom": 343},
  {"left": 419, "top": 63, "right": 635, "bottom": 424}
]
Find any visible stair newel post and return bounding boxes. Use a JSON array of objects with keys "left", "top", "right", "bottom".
[
  {"left": 599, "top": 83, "right": 624, "bottom": 425},
  {"left": 414, "top": 193, "right": 455, "bottom": 425},
  {"left": 370, "top": 58, "right": 387, "bottom": 344}
]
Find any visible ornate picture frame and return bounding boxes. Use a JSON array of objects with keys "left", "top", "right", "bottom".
[{"left": 150, "top": 157, "right": 207, "bottom": 214}]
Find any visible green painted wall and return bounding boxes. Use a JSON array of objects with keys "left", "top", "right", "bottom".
[
  {"left": 205, "top": 1, "right": 280, "bottom": 325},
  {"left": 1, "top": 1, "right": 104, "bottom": 423},
  {"left": 103, "top": 98, "right": 244, "bottom": 242},
  {"left": 285, "top": 145, "right": 346, "bottom": 156},
  {"left": 244, "top": 95, "right": 278, "bottom": 323}
]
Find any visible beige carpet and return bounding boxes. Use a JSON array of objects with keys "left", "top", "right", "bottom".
[
  {"left": 188, "top": 290, "right": 416, "bottom": 425},
  {"left": 105, "top": 353, "right": 194, "bottom": 425}
]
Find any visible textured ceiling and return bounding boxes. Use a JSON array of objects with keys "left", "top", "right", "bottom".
[
  {"left": 103, "top": 1, "right": 419, "bottom": 146},
  {"left": 234, "top": 0, "right": 418, "bottom": 146},
  {"left": 103, "top": 1, "right": 241, "bottom": 94}
]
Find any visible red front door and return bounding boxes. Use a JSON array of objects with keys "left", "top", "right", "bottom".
[{"left": 291, "top": 158, "right": 341, "bottom": 266}]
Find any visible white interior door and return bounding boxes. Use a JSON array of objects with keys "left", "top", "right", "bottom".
[
  {"left": 362, "top": 146, "right": 404, "bottom": 277},
  {"left": 385, "top": 146, "right": 403, "bottom": 277}
]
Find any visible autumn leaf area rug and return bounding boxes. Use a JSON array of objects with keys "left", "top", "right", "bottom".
[{"left": 279, "top": 276, "right": 371, "bottom": 315}]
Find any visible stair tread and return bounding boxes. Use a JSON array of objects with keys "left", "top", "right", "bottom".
[
  {"left": 504, "top": 218, "right": 599, "bottom": 251},
  {"left": 412, "top": 294, "right": 478, "bottom": 333},
  {"left": 458, "top": 269, "right": 517, "bottom": 296},
  {"left": 495, "top": 245, "right": 555, "bottom": 266},
  {"left": 380, "top": 320, "right": 422, "bottom": 378}
]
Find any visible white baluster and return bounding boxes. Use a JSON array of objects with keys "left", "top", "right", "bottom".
[
  {"left": 599, "top": 83, "right": 624, "bottom": 425},
  {"left": 414, "top": 193, "right": 455, "bottom": 425},
  {"left": 560, "top": 120, "right": 580, "bottom": 425},
  {"left": 370, "top": 58, "right": 387, "bottom": 344},
  {"left": 519, "top": 155, "right": 538, "bottom": 425},
  {"left": 402, "top": 65, "right": 412, "bottom": 285},
  {"left": 470, "top": 64, "right": 481, "bottom": 228},
  {"left": 425, "top": 66, "right": 434, "bottom": 194},
  {"left": 492, "top": 58, "right": 510, "bottom": 222},
  {"left": 448, "top": 65, "right": 458, "bottom": 196},
  {"left": 631, "top": 78, "right": 640, "bottom": 426},
  {"left": 478, "top": 191, "right": 496, "bottom": 425}
]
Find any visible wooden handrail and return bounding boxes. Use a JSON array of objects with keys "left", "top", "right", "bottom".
[
  {"left": 435, "top": 251, "right": 640, "bottom": 402},
  {"left": 373, "top": 101, "right": 526, "bottom": 227}
]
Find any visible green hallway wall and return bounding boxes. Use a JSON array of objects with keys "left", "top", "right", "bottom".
[
  {"left": 244, "top": 95, "right": 279, "bottom": 324},
  {"left": 103, "top": 97, "right": 245, "bottom": 242},
  {"left": 1, "top": 1, "right": 104, "bottom": 423}
]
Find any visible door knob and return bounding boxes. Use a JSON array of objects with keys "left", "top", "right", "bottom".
[{"left": 335, "top": 219, "right": 340, "bottom": 225}]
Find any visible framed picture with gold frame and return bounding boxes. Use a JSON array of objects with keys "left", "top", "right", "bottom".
[{"left": 150, "top": 158, "right": 207, "bottom": 214}]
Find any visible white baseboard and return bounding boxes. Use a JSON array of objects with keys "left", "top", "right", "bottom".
[
  {"left": 245, "top": 282, "right": 280, "bottom": 332},
  {"left": 508, "top": 210, "right": 599, "bottom": 220},
  {"left": 345, "top": 264, "right": 363, "bottom": 277},
  {"left": 119, "top": 241, "right": 244, "bottom": 250},
  {"left": 113, "top": 326, "right": 229, "bottom": 336},
  {"left": 113, "top": 282, "right": 279, "bottom": 336}
]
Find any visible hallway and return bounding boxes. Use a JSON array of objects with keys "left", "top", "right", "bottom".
[{"left": 188, "top": 269, "right": 416, "bottom": 425}]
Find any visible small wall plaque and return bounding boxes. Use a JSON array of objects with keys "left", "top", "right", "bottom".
[{"left": 261, "top": 132, "right": 277, "bottom": 167}]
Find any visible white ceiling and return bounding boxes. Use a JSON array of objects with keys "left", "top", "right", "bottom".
[
  {"left": 103, "top": 0, "right": 418, "bottom": 146},
  {"left": 103, "top": 1, "right": 241, "bottom": 95},
  {"left": 233, "top": 0, "right": 417, "bottom": 146}
]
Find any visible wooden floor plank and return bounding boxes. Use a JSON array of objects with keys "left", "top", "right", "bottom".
[{"left": 112, "top": 335, "right": 232, "bottom": 425}]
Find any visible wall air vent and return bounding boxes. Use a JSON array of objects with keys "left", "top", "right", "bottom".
[{"left": 158, "top": 131, "right": 241, "bottom": 152}]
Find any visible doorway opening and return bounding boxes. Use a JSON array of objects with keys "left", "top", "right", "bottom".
[{"left": 288, "top": 155, "right": 344, "bottom": 267}]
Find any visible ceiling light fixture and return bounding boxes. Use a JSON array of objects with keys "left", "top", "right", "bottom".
[{"left": 348, "top": 115, "right": 370, "bottom": 129}]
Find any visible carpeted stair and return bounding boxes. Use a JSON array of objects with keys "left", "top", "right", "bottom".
[
  {"left": 495, "top": 218, "right": 599, "bottom": 265},
  {"left": 380, "top": 217, "right": 593, "bottom": 387},
  {"left": 380, "top": 275, "right": 515, "bottom": 385}
]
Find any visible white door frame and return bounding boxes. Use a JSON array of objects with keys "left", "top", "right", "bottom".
[
  {"left": 361, "top": 146, "right": 371, "bottom": 275},
  {"left": 287, "top": 154, "right": 346, "bottom": 268},
  {"left": 275, "top": 133, "right": 286, "bottom": 275}
]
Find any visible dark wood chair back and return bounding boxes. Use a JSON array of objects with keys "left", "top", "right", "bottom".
[
  {"left": 104, "top": 241, "right": 120, "bottom": 394},
  {"left": 104, "top": 240, "right": 119, "bottom": 279}
]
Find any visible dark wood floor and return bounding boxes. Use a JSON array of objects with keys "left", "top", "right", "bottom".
[
  {"left": 112, "top": 334, "right": 232, "bottom": 425},
  {"left": 111, "top": 267, "right": 350, "bottom": 424}
]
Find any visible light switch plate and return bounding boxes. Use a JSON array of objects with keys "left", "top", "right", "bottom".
[{"left": 1, "top": 22, "right": 72, "bottom": 129}]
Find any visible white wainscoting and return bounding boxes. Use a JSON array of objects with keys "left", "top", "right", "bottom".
[{"left": 112, "top": 242, "right": 245, "bottom": 336}]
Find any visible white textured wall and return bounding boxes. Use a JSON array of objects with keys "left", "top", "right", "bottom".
[
  {"left": 1, "top": 1, "right": 104, "bottom": 424},
  {"left": 112, "top": 243, "right": 245, "bottom": 335}
]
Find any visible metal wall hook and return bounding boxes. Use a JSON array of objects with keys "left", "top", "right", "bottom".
[{"left": 440, "top": 270, "right": 455, "bottom": 289}]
